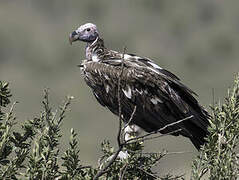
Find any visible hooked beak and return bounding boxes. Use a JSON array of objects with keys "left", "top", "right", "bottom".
[{"left": 69, "top": 31, "right": 79, "bottom": 45}]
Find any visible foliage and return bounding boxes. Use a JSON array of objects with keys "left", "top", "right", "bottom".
[{"left": 192, "top": 73, "right": 239, "bottom": 180}]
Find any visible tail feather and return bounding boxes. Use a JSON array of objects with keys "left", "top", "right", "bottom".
[{"left": 184, "top": 116, "right": 209, "bottom": 150}]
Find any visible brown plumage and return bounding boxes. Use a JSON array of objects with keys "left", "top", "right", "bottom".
[{"left": 69, "top": 23, "right": 210, "bottom": 150}]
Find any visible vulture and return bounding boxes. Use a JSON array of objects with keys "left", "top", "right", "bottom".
[{"left": 69, "top": 23, "right": 210, "bottom": 150}]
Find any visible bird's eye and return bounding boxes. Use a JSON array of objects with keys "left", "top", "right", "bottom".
[{"left": 86, "top": 28, "right": 91, "bottom": 32}]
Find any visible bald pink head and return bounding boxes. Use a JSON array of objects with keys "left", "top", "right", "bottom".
[{"left": 69, "top": 23, "right": 99, "bottom": 44}]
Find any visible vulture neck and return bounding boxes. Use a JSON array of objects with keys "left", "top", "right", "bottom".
[{"left": 85, "top": 37, "right": 105, "bottom": 61}]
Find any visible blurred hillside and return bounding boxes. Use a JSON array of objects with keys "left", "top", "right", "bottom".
[{"left": 0, "top": 0, "right": 239, "bottom": 178}]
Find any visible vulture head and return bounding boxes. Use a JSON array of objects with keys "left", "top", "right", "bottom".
[{"left": 69, "top": 23, "right": 99, "bottom": 44}]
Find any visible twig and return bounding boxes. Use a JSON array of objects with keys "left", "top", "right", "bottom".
[
  {"left": 122, "top": 106, "right": 137, "bottom": 133},
  {"left": 127, "top": 150, "right": 191, "bottom": 156},
  {"left": 123, "top": 129, "right": 182, "bottom": 145},
  {"left": 164, "top": 151, "right": 193, "bottom": 155},
  {"left": 43, "top": 89, "right": 51, "bottom": 127},
  {"left": 212, "top": 88, "right": 215, "bottom": 108},
  {"left": 117, "top": 46, "right": 126, "bottom": 146},
  {"left": 6, "top": 101, "right": 17, "bottom": 124},
  {"left": 137, "top": 129, "right": 182, "bottom": 142},
  {"left": 93, "top": 47, "right": 126, "bottom": 180},
  {"left": 93, "top": 147, "right": 123, "bottom": 180},
  {"left": 119, "top": 163, "right": 128, "bottom": 180},
  {"left": 124, "top": 115, "right": 193, "bottom": 144},
  {"left": 57, "top": 95, "right": 73, "bottom": 124},
  {"left": 78, "top": 165, "right": 92, "bottom": 169},
  {"left": 199, "top": 168, "right": 208, "bottom": 179},
  {"left": 196, "top": 150, "right": 208, "bottom": 179},
  {"left": 0, "top": 102, "right": 17, "bottom": 154},
  {"left": 137, "top": 167, "right": 159, "bottom": 179}
]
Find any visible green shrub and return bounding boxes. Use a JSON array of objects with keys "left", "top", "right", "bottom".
[
  {"left": 192, "top": 74, "right": 239, "bottom": 179},
  {"left": 1, "top": 73, "right": 239, "bottom": 179}
]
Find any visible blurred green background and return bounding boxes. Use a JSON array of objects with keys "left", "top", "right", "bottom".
[{"left": 0, "top": 0, "right": 238, "bottom": 178}]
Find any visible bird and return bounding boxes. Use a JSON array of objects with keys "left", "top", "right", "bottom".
[{"left": 69, "top": 23, "right": 210, "bottom": 150}]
